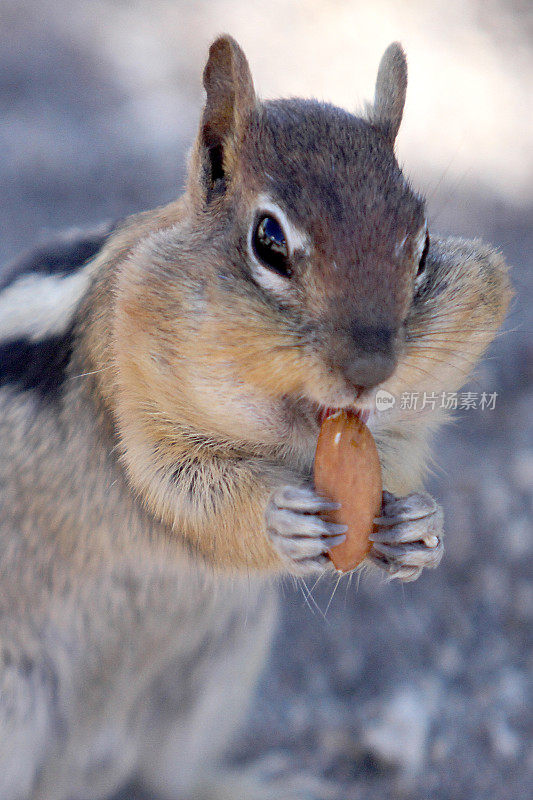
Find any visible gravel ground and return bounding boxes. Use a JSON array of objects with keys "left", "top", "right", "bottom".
[{"left": 1, "top": 3, "right": 531, "bottom": 798}]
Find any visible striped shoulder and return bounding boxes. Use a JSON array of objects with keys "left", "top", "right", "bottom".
[
  {"left": 0, "top": 222, "right": 116, "bottom": 291},
  {"left": 0, "top": 222, "right": 116, "bottom": 399}
]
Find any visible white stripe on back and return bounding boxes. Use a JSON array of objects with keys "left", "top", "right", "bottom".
[{"left": 0, "top": 266, "right": 93, "bottom": 342}]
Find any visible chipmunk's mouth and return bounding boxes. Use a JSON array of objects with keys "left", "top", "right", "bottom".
[
  {"left": 316, "top": 405, "right": 371, "bottom": 426},
  {"left": 299, "top": 389, "right": 374, "bottom": 430}
]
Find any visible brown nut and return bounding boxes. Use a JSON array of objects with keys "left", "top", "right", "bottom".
[{"left": 314, "top": 410, "right": 383, "bottom": 572}]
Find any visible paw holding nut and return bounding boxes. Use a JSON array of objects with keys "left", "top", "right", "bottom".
[
  {"left": 265, "top": 485, "right": 347, "bottom": 575},
  {"left": 314, "top": 410, "right": 443, "bottom": 580}
]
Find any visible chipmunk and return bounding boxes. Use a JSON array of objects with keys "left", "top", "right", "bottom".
[{"left": 0, "top": 35, "right": 511, "bottom": 800}]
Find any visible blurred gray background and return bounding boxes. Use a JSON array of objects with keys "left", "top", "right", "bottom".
[{"left": 1, "top": 1, "right": 531, "bottom": 798}]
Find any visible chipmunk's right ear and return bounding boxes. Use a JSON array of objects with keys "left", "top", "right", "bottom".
[
  {"left": 369, "top": 42, "right": 407, "bottom": 145},
  {"left": 195, "top": 35, "right": 256, "bottom": 198}
]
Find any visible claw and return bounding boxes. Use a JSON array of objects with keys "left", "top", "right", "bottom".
[
  {"left": 366, "top": 490, "right": 444, "bottom": 582},
  {"left": 272, "top": 485, "right": 340, "bottom": 513},
  {"left": 370, "top": 516, "right": 440, "bottom": 545},
  {"left": 371, "top": 540, "right": 443, "bottom": 569},
  {"left": 267, "top": 506, "right": 346, "bottom": 539},
  {"left": 322, "top": 533, "right": 347, "bottom": 548},
  {"left": 375, "top": 492, "right": 437, "bottom": 526},
  {"left": 368, "top": 551, "right": 423, "bottom": 582},
  {"left": 322, "top": 523, "right": 349, "bottom": 538},
  {"left": 391, "top": 566, "right": 423, "bottom": 582},
  {"left": 266, "top": 485, "right": 346, "bottom": 576}
]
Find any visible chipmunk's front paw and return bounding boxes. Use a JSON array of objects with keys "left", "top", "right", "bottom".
[
  {"left": 266, "top": 486, "right": 346, "bottom": 576},
  {"left": 368, "top": 491, "right": 444, "bottom": 582}
]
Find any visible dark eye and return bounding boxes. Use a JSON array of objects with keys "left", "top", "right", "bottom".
[
  {"left": 252, "top": 214, "right": 291, "bottom": 277},
  {"left": 417, "top": 232, "right": 430, "bottom": 277}
]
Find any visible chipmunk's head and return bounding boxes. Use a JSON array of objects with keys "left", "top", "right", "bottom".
[
  {"left": 110, "top": 34, "right": 510, "bottom": 475},
  {"left": 181, "top": 35, "right": 428, "bottom": 418}
]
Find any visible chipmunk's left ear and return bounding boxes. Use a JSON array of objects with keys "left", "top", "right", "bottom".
[
  {"left": 369, "top": 42, "right": 407, "bottom": 145},
  {"left": 194, "top": 35, "right": 256, "bottom": 198}
]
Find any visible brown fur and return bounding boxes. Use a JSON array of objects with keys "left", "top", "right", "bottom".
[
  {"left": 73, "top": 36, "right": 510, "bottom": 568},
  {"left": 0, "top": 35, "right": 512, "bottom": 800}
]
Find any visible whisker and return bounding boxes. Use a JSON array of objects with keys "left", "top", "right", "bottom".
[
  {"left": 425, "top": 136, "right": 467, "bottom": 203},
  {"left": 398, "top": 360, "right": 449, "bottom": 384},
  {"left": 300, "top": 578, "right": 327, "bottom": 619},
  {"left": 69, "top": 366, "right": 111, "bottom": 380},
  {"left": 324, "top": 571, "right": 343, "bottom": 617},
  {"left": 402, "top": 356, "right": 483, "bottom": 383},
  {"left": 405, "top": 346, "right": 502, "bottom": 368},
  {"left": 298, "top": 580, "right": 318, "bottom": 617},
  {"left": 307, "top": 569, "right": 328, "bottom": 596}
]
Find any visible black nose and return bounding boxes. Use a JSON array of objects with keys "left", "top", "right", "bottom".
[
  {"left": 340, "top": 324, "right": 397, "bottom": 389},
  {"left": 342, "top": 351, "right": 397, "bottom": 388}
]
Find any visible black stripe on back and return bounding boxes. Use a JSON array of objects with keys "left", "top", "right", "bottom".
[
  {"left": 0, "top": 328, "right": 75, "bottom": 400},
  {"left": 0, "top": 222, "right": 120, "bottom": 401},
  {"left": 0, "top": 221, "right": 116, "bottom": 292}
]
